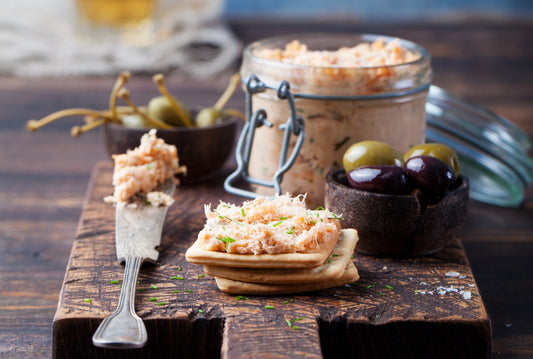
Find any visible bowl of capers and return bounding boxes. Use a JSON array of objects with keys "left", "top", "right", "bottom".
[
  {"left": 325, "top": 141, "right": 469, "bottom": 257},
  {"left": 26, "top": 72, "right": 245, "bottom": 184}
]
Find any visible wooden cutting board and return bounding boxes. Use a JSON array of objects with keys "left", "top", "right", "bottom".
[{"left": 52, "top": 162, "right": 491, "bottom": 359}]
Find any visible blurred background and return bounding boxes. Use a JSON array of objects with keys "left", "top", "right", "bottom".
[
  {"left": 224, "top": 0, "right": 533, "bottom": 20},
  {"left": 1, "top": 0, "right": 531, "bottom": 79}
]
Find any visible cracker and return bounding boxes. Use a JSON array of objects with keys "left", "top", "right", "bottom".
[
  {"left": 214, "top": 261, "right": 359, "bottom": 295},
  {"left": 203, "top": 229, "right": 358, "bottom": 284},
  {"left": 186, "top": 229, "right": 355, "bottom": 269}
]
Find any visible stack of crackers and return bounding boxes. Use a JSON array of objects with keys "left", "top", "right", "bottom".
[{"left": 185, "top": 229, "right": 359, "bottom": 295}]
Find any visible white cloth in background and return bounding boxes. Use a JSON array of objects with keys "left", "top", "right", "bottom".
[{"left": 0, "top": 0, "right": 241, "bottom": 77}]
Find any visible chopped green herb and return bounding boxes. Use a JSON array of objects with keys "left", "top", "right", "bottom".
[
  {"left": 315, "top": 206, "right": 325, "bottom": 211},
  {"left": 385, "top": 285, "right": 394, "bottom": 290},
  {"left": 329, "top": 213, "right": 344, "bottom": 220},
  {"left": 310, "top": 220, "right": 316, "bottom": 224},
  {"left": 234, "top": 295, "right": 248, "bottom": 301},
  {"left": 137, "top": 288, "right": 145, "bottom": 291},
  {"left": 177, "top": 267, "right": 182, "bottom": 271},
  {"left": 272, "top": 221, "right": 283, "bottom": 227},
  {"left": 286, "top": 317, "right": 306, "bottom": 327},
  {"left": 184, "top": 290, "right": 193, "bottom": 293},
  {"left": 286, "top": 227, "right": 294, "bottom": 235},
  {"left": 334, "top": 136, "right": 351, "bottom": 151},
  {"left": 293, "top": 326, "right": 299, "bottom": 330},
  {"left": 280, "top": 217, "right": 288, "bottom": 220},
  {"left": 170, "top": 276, "right": 184, "bottom": 280},
  {"left": 173, "top": 290, "right": 179, "bottom": 293},
  {"left": 241, "top": 208, "right": 245, "bottom": 217},
  {"left": 215, "top": 211, "right": 245, "bottom": 226},
  {"left": 198, "top": 309, "right": 204, "bottom": 313},
  {"left": 84, "top": 298, "right": 91, "bottom": 303},
  {"left": 283, "top": 300, "right": 289, "bottom": 304},
  {"left": 366, "top": 282, "right": 376, "bottom": 289},
  {"left": 217, "top": 236, "right": 236, "bottom": 250},
  {"left": 379, "top": 292, "right": 386, "bottom": 296},
  {"left": 285, "top": 319, "right": 292, "bottom": 327},
  {"left": 149, "top": 297, "right": 157, "bottom": 302},
  {"left": 145, "top": 200, "right": 151, "bottom": 206},
  {"left": 156, "top": 302, "right": 166, "bottom": 306},
  {"left": 331, "top": 254, "right": 339, "bottom": 257},
  {"left": 110, "top": 280, "right": 119, "bottom": 284},
  {"left": 264, "top": 305, "right": 274, "bottom": 309},
  {"left": 197, "top": 274, "right": 205, "bottom": 279},
  {"left": 150, "top": 284, "right": 158, "bottom": 290}
]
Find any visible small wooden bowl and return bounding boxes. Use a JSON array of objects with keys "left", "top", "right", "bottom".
[
  {"left": 103, "top": 118, "right": 238, "bottom": 184},
  {"left": 325, "top": 168, "right": 469, "bottom": 257}
]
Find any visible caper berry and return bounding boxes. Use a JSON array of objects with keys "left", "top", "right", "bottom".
[
  {"left": 404, "top": 143, "right": 460, "bottom": 175},
  {"left": 195, "top": 107, "right": 222, "bottom": 128},
  {"left": 343, "top": 141, "right": 404, "bottom": 173},
  {"left": 147, "top": 96, "right": 192, "bottom": 127}
]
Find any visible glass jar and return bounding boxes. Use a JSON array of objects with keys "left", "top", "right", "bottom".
[{"left": 239, "top": 33, "right": 432, "bottom": 208}]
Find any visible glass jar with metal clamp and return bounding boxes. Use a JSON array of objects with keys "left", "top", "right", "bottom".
[{"left": 225, "top": 33, "right": 433, "bottom": 208}]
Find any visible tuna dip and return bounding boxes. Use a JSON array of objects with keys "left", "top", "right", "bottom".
[
  {"left": 197, "top": 194, "right": 342, "bottom": 254},
  {"left": 105, "top": 129, "right": 185, "bottom": 206},
  {"left": 240, "top": 33, "right": 432, "bottom": 208}
]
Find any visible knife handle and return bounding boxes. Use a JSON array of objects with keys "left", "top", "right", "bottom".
[{"left": 92, "top": 256, "right": 147, "bottom": 349}]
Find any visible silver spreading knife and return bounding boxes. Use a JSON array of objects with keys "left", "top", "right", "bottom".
[{"left": 92, "top": 177, "right": 175, "bottom": 349}]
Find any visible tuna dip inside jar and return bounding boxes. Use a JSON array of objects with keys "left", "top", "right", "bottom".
[{"left": 240, "top": 33, "right": 432, "bottom": 208}]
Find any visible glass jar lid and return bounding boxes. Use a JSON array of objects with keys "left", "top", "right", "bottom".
[{"left": 426, "top": 86, "right": 533, "bottom": 207}]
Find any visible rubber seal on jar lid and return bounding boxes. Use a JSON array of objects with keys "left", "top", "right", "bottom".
[{"left": 425, "top": 86, "right": 533, "bottom": 207}]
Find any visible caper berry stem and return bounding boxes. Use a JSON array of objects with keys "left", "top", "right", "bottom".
[
  {"left": 222, "top": 108, "right": 246, "bottom": 120},
  {"left": 117, "top": 88, "right": 173, "bottom": 129},
  {"left": 71, "top": 117, "right": 108, "bottom": 137},
  {"left": 214, "top": 73, "right": 241, "bottom": 110},
  {"left": 26, "top": 108, "right": 111, "bottom": 132},
  {"left": 109, "top": 71, "right": 131, "bottom": 123},
  {"left": 153, "top": 74, "right": 193, "bottom": 127}
]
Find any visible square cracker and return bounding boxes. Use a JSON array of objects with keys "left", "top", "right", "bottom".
[
  {"left": 214, "top": 261, "right": 359, "bottom": 295},
  {"left": 203, "top": 228, "right": 358, "bottom": 284},
  {"left": 186, "top": 229, "right": 356, "bottom": 269}
]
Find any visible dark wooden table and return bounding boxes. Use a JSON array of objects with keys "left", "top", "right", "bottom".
[{"left": 1, "top": 19, "right": 532, "bottom": 358}]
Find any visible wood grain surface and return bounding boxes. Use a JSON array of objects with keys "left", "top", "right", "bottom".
[
  {"left": 53, "top": 162, "right": 490, "bottom": 358},
  {"left": 1, "top": 19, "right": 532, "bottom": 359}
]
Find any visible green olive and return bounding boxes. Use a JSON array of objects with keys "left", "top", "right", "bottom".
[
  {"left": 343, "top": 141, "right": 404, "bottom": 173},
  {"left": 403, "top": 143, "right": 460, "bottom": 175},
  {"left": 195, "top": 107, "right": 222, "bottom": 128},
  {"left": 147, "top": 96, "right": 191, "bottom": 127}
]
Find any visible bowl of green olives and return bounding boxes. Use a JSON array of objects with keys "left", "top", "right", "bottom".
[
  {"left": 101, "top": 73, "right": 244, "bottom": 183},
  {"left": 325, "top": 141, "right": 469, "bottom": 257}
]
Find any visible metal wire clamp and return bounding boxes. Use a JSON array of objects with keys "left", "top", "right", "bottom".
[{"left": 224, "top": 75, "right": 305, "bottom": 199}]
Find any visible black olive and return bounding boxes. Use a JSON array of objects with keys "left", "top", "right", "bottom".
[
  {"left": 347, "top": 165, "right": 412, "bottom": 195},
  {"left": 404, "top": 155, "right": 457, "bottom": 196}
]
